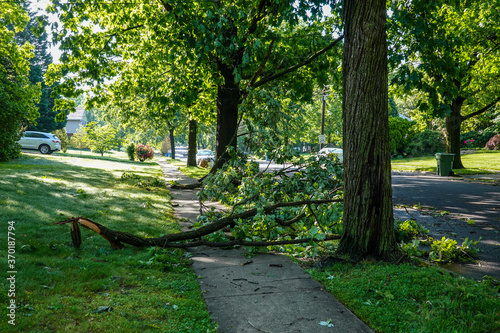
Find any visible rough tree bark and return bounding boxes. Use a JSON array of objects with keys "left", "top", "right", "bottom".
[
  {"left": 445, "top": 96, "right": 500, "bottom": 169},
  {"left": 187, "top": 118, "right": 197, "bottom": 167},
  {"left": 215, "top": 60, "right": 241, "bottom": 168},
  {"left": 337, "top": 0, "right": 399, "bottom": 260},
  {"left": 446, "top": 98, "right": 465, "bottom": 169},
  {"left": 168, "top": 127, "right": 176, "bottom": 160}
]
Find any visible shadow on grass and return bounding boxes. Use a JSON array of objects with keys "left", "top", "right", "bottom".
[{"left": 0, "top": 154, "right": 217, "bottom": 332}]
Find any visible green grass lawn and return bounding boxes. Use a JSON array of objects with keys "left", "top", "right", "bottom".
[
  {"left": 391, "top": 150, "right": 500, "bottom": 174},
  {"left": 165, "top": 158, "right": 211, "bottom": 179},
  {"left": 309, "top": 261, "right": 499, "bottom": 333},
  {"left": 0, "top": 153, "right": 216, "bottom": 332}
]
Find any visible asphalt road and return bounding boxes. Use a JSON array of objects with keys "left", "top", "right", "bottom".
[{"left": 392, "top": 172, "right": 500, "bottom": 227}]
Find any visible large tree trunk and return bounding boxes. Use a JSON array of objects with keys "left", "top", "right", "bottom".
[
  {"left": 169, "top": 127, "right": 176, "bottom": 159},
  {"left": 445, "top": 98, "right": 465, "bottom": 169},
  {"left": 337, "top": 0, "right": 399, "bottom": 260},
  {"left": 187, "top": 118, "right": 197, "bottom": 167},
  {"left": 215, "top": 61, "right": 241, "bottom": 168}
]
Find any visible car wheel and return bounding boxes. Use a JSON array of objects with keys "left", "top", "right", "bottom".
[{"left": 39, "top": 144, "right": 51, "bottom": 154}]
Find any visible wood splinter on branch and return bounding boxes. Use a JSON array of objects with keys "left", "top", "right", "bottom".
[{"left": 54, "top": 198, "right": 342, "bottom": 249}]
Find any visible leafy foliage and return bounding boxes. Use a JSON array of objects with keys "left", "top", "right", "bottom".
[
  {"left": 126, "top": 142, "right": 135, "bottom": 161},
  {"left": 135, "top": 144, "right": 155, "bottom": 162},
  {"left": 0, "top": 2, "right": 40, "bottom": 161},
  {"left": 460, "top": 130, "right": 497, "bottom": 148},
  {"left": 15, "top": 6, "right": 64, "bottom": 133},
  {"left": 429, "top": 237, "right": 479, "bottom": 263},
  {"left": 389, "top": 0, "right": 500, "bottom": 167},
  {"left": 395, "top": 220, "right": 429, "bottom": 242},
  {"left": 388, "top": 116, "right": 416, "bottom": 156},
  {"left": 45, "top": 0, "right": 343, "bottom": 167},
  {"left": 197, "top": 151, "right": 344, "bottom": 255},
  {"left": 54, "top": 128, "right": 69, "bottom": 153},
  {"left": 68, "top": 128, "right": 88, "bottom": 150},
  {"left": 81, "top": 121, "right": 118, "bottom": 156},
  {"left": 405, "top": 130, "right": 446, "bottom": 157},
  {"left": 394, "top": 218, "right": 480, "bottom": 263}
]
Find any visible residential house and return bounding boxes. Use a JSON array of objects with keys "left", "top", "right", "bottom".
[{"left": 65, "top": 107, "right": 88, "bottom": 137}]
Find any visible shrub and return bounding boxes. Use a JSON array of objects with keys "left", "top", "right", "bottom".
[
  {"left": 405, "top": 130, "right": 446, "bottom": 157},
  {"left": 0, "top": 131, "right": 21, "bottom": 161},
  {"left": 388, "top": 117, "right": 416, "bottom": 156},
  {"left": 135, "top": 144, "right": 154, "bottom": 162},
  {"left": 69, "top": 129, "right": 88, "bottom": 150},
  {"left": 485, "top": 134, "right": 500, "bottom": 150},
  {"left": 461, "top": 130, "right": 496, "bottom": 148},
  {"left": 126, "top": 143, "right": 135, "bottom": 161},
  {"left": 81, "top": 122, "right": 118, "bottom": 156},
  {"left": 54, "top": 129, "right": 69, "bottom": 153}
]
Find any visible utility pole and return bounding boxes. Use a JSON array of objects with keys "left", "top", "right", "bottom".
[{"left": 319, "top": 87, "right": 326, "bottom": 149}]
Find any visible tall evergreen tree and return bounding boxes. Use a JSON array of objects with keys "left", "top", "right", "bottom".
[{"left": 15, "top": 6, "right": 64, "bottom": 132}]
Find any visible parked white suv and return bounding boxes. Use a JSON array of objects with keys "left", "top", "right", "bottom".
[{"left": 18, "top": 131, "right": 61, "bottom": 154}]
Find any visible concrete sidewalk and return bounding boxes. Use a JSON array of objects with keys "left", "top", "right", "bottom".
[{"left": 157, "top": 160, "right": 374, "bottom": 333}]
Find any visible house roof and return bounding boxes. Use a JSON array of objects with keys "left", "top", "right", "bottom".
[{"left": 67, "top": 107, "right": 86, "bottom": 121}]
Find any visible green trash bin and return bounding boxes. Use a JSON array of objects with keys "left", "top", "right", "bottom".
[{"left": 435, "top": 153, "right": 455, "bottom": 176}]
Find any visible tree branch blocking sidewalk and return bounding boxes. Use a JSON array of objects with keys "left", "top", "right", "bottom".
[{"left": 55, "top": 197, "right": 342, "bottom": 249}]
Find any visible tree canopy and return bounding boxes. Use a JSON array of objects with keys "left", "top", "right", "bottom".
[
  {"left": 390, "top": 0, "right": 500, "bottom": 167},
  {"left": 45, "top": 0, "right": 343, "bottom": 168},
  {"left": 0, "top": 1, "right": 41, "bottom": 161}
]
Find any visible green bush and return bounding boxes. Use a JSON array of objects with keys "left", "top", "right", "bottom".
[
  {"left": 389, "top": 117, "right": 416, "bottom": 156},
  {"left": 54, "top": 129, "right": 69, "bottom": 153},
  {"left": 69, "top": 128, "right": 88, "bottom": 150},
  {"left": 0, "top": 131, "right": 21, "bottom": 161},
  {"left": 126, "top": 142, "right": 135, "bottom": 161},
  {"left": 135, "top": 144, "right": 154, "bottom": 162},
  {"left": 460, "top": 130, "right": 497, "bottom": 148},
  {"left": 405, "top": 130, "right": 446, "bottom": 157}
]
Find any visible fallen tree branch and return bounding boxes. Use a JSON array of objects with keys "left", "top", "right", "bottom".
[
  {"left": 161, "top": 235, "right": 341, "bottom": 248},
  {"left": 170, "top": 182, "right": 202, "bottom": 189},
  {"left": 55, "top": 198, "right": 342, "bottom": 249}
]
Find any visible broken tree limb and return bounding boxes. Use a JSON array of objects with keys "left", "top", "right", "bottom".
[
  {"left": 170, "top": 181, "right": 202, "bottom": 189},
  {"left": 55, "top": 198, "right": 342, "bottom": 249},
  {"left": 160, "top": 235, "right": 341, "bottom": 248}
]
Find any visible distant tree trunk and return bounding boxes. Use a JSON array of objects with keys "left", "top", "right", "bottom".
[
  {"left": 169, "top": 127, "right": 176, "bottom": 159},
  {"left": 337, "top": 0, "right": 399, "bottom": 260},
  {"left": 187, "top": 118, "right": 197, "bottom": 166},
  {"left": 215, "top": 61, "right": 240, "bottom": 169},
  {"left": 446, "top": 98, "right": 465, "bottom": 169}
]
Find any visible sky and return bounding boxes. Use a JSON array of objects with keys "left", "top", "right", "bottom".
[{"left": 29, "top": 0, "right": 62, "bottom": 63}]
